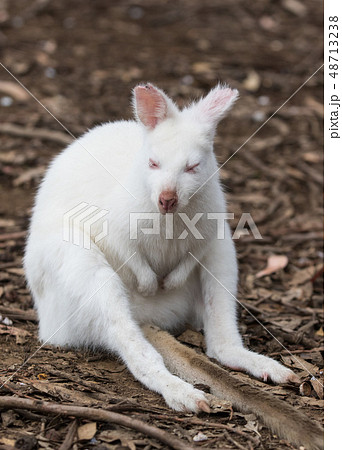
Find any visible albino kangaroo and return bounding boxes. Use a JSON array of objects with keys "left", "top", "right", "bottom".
[{"left": 24, "top": 84, "right": 322, "bottom": 449}]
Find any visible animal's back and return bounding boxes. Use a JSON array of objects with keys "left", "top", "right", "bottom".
[
  {"left": 32, "top": 120, "right": 142, "bottom": 221},
  {"left": 24, "top": 120, "right": 142, "bottom": 307}
]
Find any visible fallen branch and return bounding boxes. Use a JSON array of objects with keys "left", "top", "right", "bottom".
[
  {"left": 0, "top": 307, "right": 37, "bottom": 322},
  {"left": 0, "top": 397, "right": 195, "bottom": 450},
  {"left": 0, "top": 123, "right": 73, "bottom": 146}
]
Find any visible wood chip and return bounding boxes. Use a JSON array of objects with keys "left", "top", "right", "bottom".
[
  {"left": 256, "top": 255, "right": 288, "bottom": 278},
  {"left": 0, "top": 80, "right": 30, "bottom": 101}
]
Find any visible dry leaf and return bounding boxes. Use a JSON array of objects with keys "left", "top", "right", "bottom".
[
  {"left": 269, "top": 317, "right": 302, "bottom": 333},
  {"left": 315, "top": 327, "right": 324, "bottom": 337},
  {"left": 99, "top": 429, "right": 131, "bottom": 443},
  {"left": 77, "top": 422, "right": 97, "bottom": 440},
  {"left": 281, "top": 355, "right": 319, "bottom": 376},
  {"left": 37, "top": 373, "right": 48, "bottom": 380},
  {"left": 289, "top": 266, "right": 316, "bottom": 286},
  {"left": 0, "top": 324, "right": 31, "bottom": 344},
  {"left": 26, "top": 379, "right": 96, "bottom": 405},
  {"left": 299, "top": 381, "right": 312, "bottom": 396},
  {"left": 0, "top": 437, "right": 16, "bottom": 446},
  {"left": 256, "top": 255, "right": 288, "bottom": 278},
  {"left": 245, "top": 418, "right": 261, "bottom": 436},
  {"left": 311, "top": 378, "right": 324, "bottom": 399},
  {"left": 1, "top": 410, "right": 17, "bottom": 427},
  {"left": 98, "top": 430, "right": 123, "bottom": 443},
  {"left": 98, "top": 430, "right": 136, "bottom": 449}
]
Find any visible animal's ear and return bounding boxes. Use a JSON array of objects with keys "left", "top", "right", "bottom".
[
  {"left": 133, "top": 83, "right": 178, "bottom": 129},
  {"left": 190, "top": 84, "right": 238, "bottom": 130}
]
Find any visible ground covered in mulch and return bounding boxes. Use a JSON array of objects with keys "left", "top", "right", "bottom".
[{"left": 0, "top": 0, "right": 323, "bottom": 448}]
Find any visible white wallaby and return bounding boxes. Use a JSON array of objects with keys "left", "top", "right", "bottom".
[{"left": 25, "top": 83, "right": 298, "bottom": 414}]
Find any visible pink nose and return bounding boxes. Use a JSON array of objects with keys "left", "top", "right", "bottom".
[{"left": 158, "top": 191, "right": 178, "bottom": 214}]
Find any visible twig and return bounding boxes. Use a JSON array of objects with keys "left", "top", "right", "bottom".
[
  {"left": 0, "top": 261, "right": 22, "bottom": 270},
  {"left": 45, "top": 368, "right": 112, "bottom": 396},
  {"left": 0, "top": 231, "right": 27, "bottom": 241},
  {"left": 45, "top": 369, "right": 165, "bottom": 414},
  {"left": 142, "top": 413, "right": 260, "bottom": 446},
  {"left": 59, "top": 419, "right": 78, "bottom": 450},
  {"left": 240, "top": 150, "right": 284, "bottom": 180},
  {"left": 298, "top": 161, "right": 323, "bottom": 186},
  {"left": 0, "top": 397, "right": 195, "bottom": 450},
  {"left": 13, "top": 408, "right": 43, "bottom": 422},
  {"left": 224, "top": 431, "right": 249, "bottom": 450},
  {"left": 0, "top": 307, "right": 37, "bottom": 322},
  {"left": 279, "top": 231, "right": 323, "bottom": 242},
  {"left": 0, "top": 123, "right": 73, "bottom": 146},
  {"left": 269, "top": 346, "right": 324, "bottom": 356},
  {"left": 266, "top": 326, "right": 318, "bottom": 349},
  {"left": 0, "top": 381, "right": 33, "bottom": 399}
]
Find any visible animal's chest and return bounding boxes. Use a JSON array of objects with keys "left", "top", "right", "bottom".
[{"left": 138, "top": 215, "right": 211, "bottom": 276}]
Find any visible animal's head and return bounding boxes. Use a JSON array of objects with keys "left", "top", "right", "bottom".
[{"left": 133, "top": 83, "right": 238, "bottom": 214}]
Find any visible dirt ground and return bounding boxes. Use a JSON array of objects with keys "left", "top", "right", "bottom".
[{"left": 0, "top": 0, "right": 323, "bottom": 449}]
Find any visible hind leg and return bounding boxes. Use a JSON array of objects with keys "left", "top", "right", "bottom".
[{"left": 33, "top": 242, "right": 209, "bottom": 412}]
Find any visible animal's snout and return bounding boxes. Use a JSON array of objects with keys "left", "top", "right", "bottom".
[{"left": 158, "top": 191, "right": 178, "bottom": 214}]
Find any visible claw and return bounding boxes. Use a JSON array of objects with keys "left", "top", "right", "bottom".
[
  {"left": 262, "top": 372, "right": 269, "bottom": 382},
  {"left": 287, "top": 372, "right": 301, "bottom": 384},
  {"left": 196, "top": 400, "right": 211, "bottom": 413}
]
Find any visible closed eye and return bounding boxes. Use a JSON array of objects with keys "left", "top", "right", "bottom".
[
  {"left": 185, "top": 163, "right": 199, "bottom": 173},
  {"left": 149, "top": 158, "right": 160, "bottom": 169}
]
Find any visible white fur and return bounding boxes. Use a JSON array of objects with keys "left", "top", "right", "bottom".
[{"left": 24, "top": 83, "right": 295, "bottom": 412}]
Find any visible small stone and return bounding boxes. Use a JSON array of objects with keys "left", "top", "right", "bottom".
[
  {"left": 1, "top": 96, "right": 13, "bottom": 107},
  {"left": 2, "top": 317, "right": 13, "bottom": 326},
  {"left": 193, "top": 432, "right": 208, "bottom": 442},
  {"left": 252, "top": 111, "right": 266, "bottom": 122},
  {"left": 258, "top": 95, "right": 270, "bottom": 106},
  {"left": 44, "top": 67, "right": 56, "bottom": 79}
]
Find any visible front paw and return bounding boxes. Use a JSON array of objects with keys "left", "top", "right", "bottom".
[
  {"left": 162, "top": 379, "right": 210, "bottom": 413},
  {"left": 211, "top": 348, "right": 300, "bottom": 384},
  {"left": 137, "top": 272, "right": 158, "bottom": 297}
]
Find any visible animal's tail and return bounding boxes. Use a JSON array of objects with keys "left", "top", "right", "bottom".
[{"left": 143, "top": 325, "right": 323, "bottom": 450}]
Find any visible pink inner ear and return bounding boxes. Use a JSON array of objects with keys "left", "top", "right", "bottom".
[
  {"left": 134, "top": 85, "right": 167, "bottom": 129},
  {"left": 198, "top": 87, "right": 238, "bottom": 124}
]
